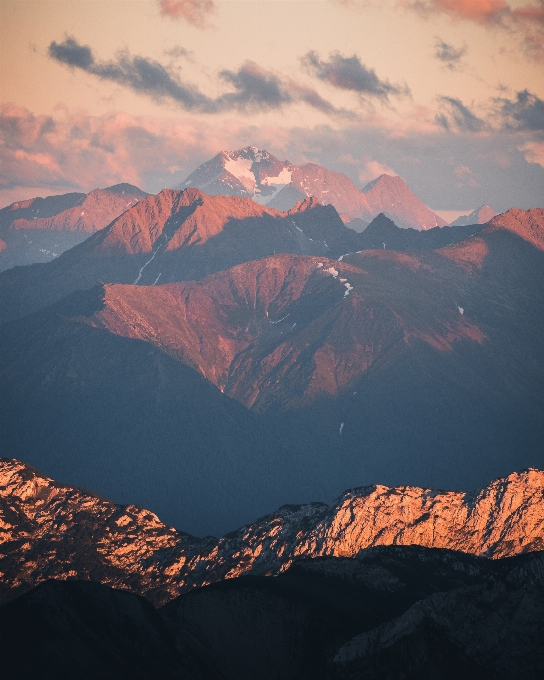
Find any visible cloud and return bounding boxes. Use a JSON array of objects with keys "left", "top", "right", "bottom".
[
  {"left": 49, "top": 37, "right": 212, "bottom": 112},
  {"left": 495, "top": 89, "right": 544, "bottom": 131},
  {"left": 358, "top": 159, "right": 397, "bottom": 184},
  {"left": 302, "top": 50, "right": 410, "bottom": 101},
  {"left": 436, "top": 96, "right": 485, "bottom": 132},
  {"left": 158, "top": 0, "right": 215, "bottom": 28},
  {"left": 453, "top": 164, "right": 479, "bottom": 187},
  {"left": 48, "top": 37, "right": 349, "bottom": 118},
  {"left": 434, "top": 38, "right": 467, "bottom": 69},
  {"left": 402, "top": 0, "right": 544, "bottom": 60},
  {"left": 402, "top": 0, "right": 507, "bottom": 23},
  {"left": 519, "top": 140, "right": 544, "bottom": 166},
  {"left": 1, "top": 103, "right": 543, "bottom": 212}
]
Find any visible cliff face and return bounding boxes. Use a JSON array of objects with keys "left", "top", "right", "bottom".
[{"left": 1, "top": 459, "right": 542, "bottom": 606}]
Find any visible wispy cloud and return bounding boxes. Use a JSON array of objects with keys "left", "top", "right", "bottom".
[
  {"left": 48, "top": 37, "right": 350, "bottom": 117},
  {"left": 495, "top": 89, "right": 544, "bottom": 131},
  {"left": 157, "top": 0, "right": 215, "bottom": 28},
  {"left": 435, "top": 96, "right": 485, "bottom": 132},
  {"left": 434, "top": 38, "right": 467, "bottom": 69},
  {"left": 302, "top": 50, "right": 410, "bottom": 100},
  {"left": 401, "top": 0, "right": 544, "bottom": 60},
  {"left": 1, "top": 103, "right": 543, "bottom": 212}
]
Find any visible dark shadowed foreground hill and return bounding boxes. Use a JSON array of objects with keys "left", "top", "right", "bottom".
[{"left": 2, "top": 547, "right": 543, "bottom": 680}]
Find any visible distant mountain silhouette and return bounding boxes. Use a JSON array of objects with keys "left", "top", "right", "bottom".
[{"left": 450, "top": 205, "right": 496, "bottom": 226}]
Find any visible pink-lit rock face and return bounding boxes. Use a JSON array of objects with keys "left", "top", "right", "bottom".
[
  {"left": 1, "top": 459, "right": 542, "bottom": 606},
  {"left": 97, "top": 188, "right": 281, "bottom": 255},
  {"left": 485, "top": 208, "right": 544, "bottom": 252},
  {"left": 362, "top": 175, "right": 448, "bottom": 230},
  {"left": 82, "top": 252, "right": 484, "bottom": 408}
]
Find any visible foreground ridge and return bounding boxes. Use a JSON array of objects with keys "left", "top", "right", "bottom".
[{"left": 1, "top": 458, "right": 543, "bottom": 605}]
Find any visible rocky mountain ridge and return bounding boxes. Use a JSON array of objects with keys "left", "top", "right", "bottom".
[
  {"left": 178, "top": 146, "right": 447, "bottom": 229},
  {"left": 0, "top": 183, "right": 148, "bottom": 271},
  {"left": 1, "top": 458, "right": 543, "bottom": 606}
]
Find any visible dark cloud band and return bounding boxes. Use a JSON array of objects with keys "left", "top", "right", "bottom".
[
  {"left": 48, "top": 37, "right": 350, "bottom": 117},
  {"left": 301, "top": 50, "right": 410, "bottom": 100}
]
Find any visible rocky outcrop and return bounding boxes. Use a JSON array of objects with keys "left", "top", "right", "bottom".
[{"left": 1, "top": 459, "right": 542, "bottom": 606}]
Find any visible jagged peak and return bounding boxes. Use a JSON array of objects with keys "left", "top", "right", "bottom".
[
  {"left": 287, "top": 195, "right": 321, "bottom": 214},
  {"left": 362, "top": 174, "right": 403, "bottom": 193}
]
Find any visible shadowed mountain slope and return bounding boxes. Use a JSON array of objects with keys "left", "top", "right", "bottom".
[
  {"left": 0, "top": 189, "right": 363, "bottom": 322},
  {"left": 0, "top": 190, "right": 501, "bottom": 325},
  {"left": 1, "top": 210, "right": 543, "bottom": 530}
]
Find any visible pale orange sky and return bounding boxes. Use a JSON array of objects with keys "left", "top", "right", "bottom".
[{"left": 1, "top": 0, "right": 543, "bottom": 210}]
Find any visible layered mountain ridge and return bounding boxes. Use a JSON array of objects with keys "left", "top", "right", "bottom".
[
  {"left": 1, "top": 202, "right": 543, "bottom": 534},
  {"left": 0, "top": 183, "right": 148, "bottom": 271},
  {"left": 1, "top": 458, "right": 543, "bottom": 606},
  {"left": 179, "top": 146, "right": 447, "bottom": 229}
]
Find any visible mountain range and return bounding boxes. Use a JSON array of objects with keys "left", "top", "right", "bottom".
[
  {"left": 450, "top": 205, "right": 496, "bottom": 226},
  {"left": 2, "top": 458, "right": 543, "bottom": 604},
  {"left": 0, "top": 183, "right": 148, "bottom": 271},
  {"left": 1, "top": 144, "right": 543, "bottom": 677},
  {"left": 1, "top": 188, "right": 542, "bottom": 534},
  {"left": 2, "top": 460, "right": 543, "bottom": 679},
  {"left": 179, "top": 147, "right": 447, "bottom": 229}
]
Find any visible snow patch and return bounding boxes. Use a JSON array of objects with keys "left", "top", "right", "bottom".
[
  {"left": 261, "top": 168, "right": 292, "bottom": 186},
  {"left": 458, "top": 306, "right": 464, "bottom": 315},
  {"left": 224, "top": 157, "right": 256, "bottom": 192},
  {"left": 325, "top": 266, "right": 339, "bottom": 278},
  {"left": 339, "top": 422, "right": 344, "bottom": 435}
]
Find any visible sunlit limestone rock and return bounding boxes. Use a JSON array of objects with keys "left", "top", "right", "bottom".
[{"left": 1, "top": 459, "right": 543, "bottom": 606}]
